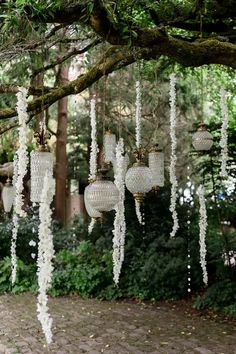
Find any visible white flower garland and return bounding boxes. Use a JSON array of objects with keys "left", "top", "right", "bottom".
[
  {"left": 14, "top": 87, "right": 29, "bottom": 217},
  {"left": 220, "top": 87, "right": 229, "bottom": 178},
  {"left": 169, "top": 73, "right": 179, "bottom": 238},
  {"left": 135, "top": 80, "right": 142, "bottom": 149},
  {"left": 89, "top": 97, "right": 98, "bottom": 182},
  {"left": 11, "top": 213, "right": 19, "bottom": 284},
  {"left": 37, "top": 172, "right": 55, "bottom": 344},
  {"left": 197, "top": 184, "right": 208, "bottom": 286},
  {"left": 112, "top": 138, "right": 126, "bottom": 284},
  {"left": 11, "top": 87, "right": 29, "bottom": 284}
]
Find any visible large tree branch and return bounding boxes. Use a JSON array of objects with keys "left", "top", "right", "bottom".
[
  {"left": 0, "top": 32, "right": 236, "bottom": 123},
  {"left": 0, "top": 46, "right": 153, "bottom": 121},
  {"left": 2, "top": 0, "right": 234, "bottom": 69}
]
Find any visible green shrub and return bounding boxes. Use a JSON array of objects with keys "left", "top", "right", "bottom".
[
  {"left": 224, "top": 304, "right": 236, "bottom": 319},
  {"left": 0, "top": 257, "right": 36, "bottom": 293},
  {"left": 50, "top": 241, "right": 121, "bottom": 299},
  {"left": 0, "top": 208, "right": 40, "bottom": 263},
  {"left": 193, "top": 279, "right": 236, "bottom": 311}
]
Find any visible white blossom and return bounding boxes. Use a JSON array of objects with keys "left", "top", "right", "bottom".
[
  {"left": 135, "top": 81, "right": 142, "bottom": 149},
  {"left": 169, "top": 73, "right": 179, "bottom": 237},
  {"left": 88, "top": 218, "right": 96, "bottom": 234},
  {"left": 37, "top": 172, "right": 55, "bottom": 344},
  {"left": 197, "top": 184, "right": 208, "bottom": 286},
  {"left": 219, "top": 87, "right": 229, "bottom": 178},
  {"left": 112, "top": 139, "right": 126, "bottom": 284},
  {"left": 29, "top": 240, "right": 36, "bottom": 247},
  {"left": 89, "top": 97, "right": 98, "bottom": 181}
]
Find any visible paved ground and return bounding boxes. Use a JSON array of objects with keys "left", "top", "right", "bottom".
[{"left": 0, "top": 294, "right": 235, "bottom": 354}]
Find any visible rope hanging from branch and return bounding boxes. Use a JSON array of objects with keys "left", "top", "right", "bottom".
[
  {"left": 89, "top": 97, "right": 98, "bottom": 182},
  {"left": 135, "top": 80, "right": 142, "bottom": 149}
]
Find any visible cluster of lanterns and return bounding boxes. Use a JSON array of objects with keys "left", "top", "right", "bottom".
[
  {"left": 1, "top": 125, "right": 54, "bottom": 213},
  {"left": 0, "top": 122, "right": 213, "bottom": 216},
  {"left": 84, "top": 123, "right": 214, "bottom": 219},
  {"left": 84, "top": 129, "right": 166, "bottom": 217}
]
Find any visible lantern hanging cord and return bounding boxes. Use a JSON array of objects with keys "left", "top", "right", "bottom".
[
  {"left": 199, "top": 3, "right": 204, "bottom": 123},
  {"left": 103, "top": 74, "right": 108, "bottom": 135}
]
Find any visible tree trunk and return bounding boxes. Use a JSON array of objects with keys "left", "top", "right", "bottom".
[{"left": 55, "top": 64, "right": 69, "bottom": 225}]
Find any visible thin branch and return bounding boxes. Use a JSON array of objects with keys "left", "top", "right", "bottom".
[
  {"left": 31, "top": 39, "right": 100, "bottom": 78},
  {"left": 0, "top": 85, "right": 52, "bottom": 95}
]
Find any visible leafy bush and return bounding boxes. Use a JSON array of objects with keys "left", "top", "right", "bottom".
[
  {"left": 193, "top": 279, "right": 236, "bottom": 311},
  {"left": 0, "top": 185, "right": 234, "bottom": 308},
  {"left": 0, "top": 257, "right": 36, "bottom": 293},
  {"left": 224, "top": 304, "right": 236, "bottom": 319},
  {"left": 0, "top": 210, "right": 39, "bottom": 263},
  {"left": 51, "top": 241, "right": 121, "bottom": 299}
]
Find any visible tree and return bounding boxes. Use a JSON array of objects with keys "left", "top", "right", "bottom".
[
  {"left": 55, "top": 63, "right": 69, "bottom": 225},
  {"left": 0, "top": 0, "right": 235, "bottom": 122}
]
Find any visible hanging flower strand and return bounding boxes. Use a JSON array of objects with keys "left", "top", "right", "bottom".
[
  {"left": 197, "top": 184, "right": 208, "bottom": 286},
  {"left": 37, "top": 172, "right": 55, "bottom": 344},
  {"left": 87, "top": 96, "right": 99, "bottom": 234},
  {"left": 134, "top": 80, "right": 144, "bottom": 223},
  {"left": 169, "top": 73, "right": 179, "bottom": 238},
  {"left": 113, "top": 138, "right": 126, "bottom": 284},
  {"left": 220, "top": 87, "right": 229, "bottom": 178},
  {"left": 135, "top": 80, "right": 142, "bottom": 149},
  {"left": 11, "top": 155, "right": 18, "bottom": 284},
  {"left": 14, "top": 87, "right": 29, "bottom": 217},
  {"left": 89, "top": 97, "right": 98, "bottom": 182},
  {"left": 11, "top": 87, "right": 29, "bottom": 284}
]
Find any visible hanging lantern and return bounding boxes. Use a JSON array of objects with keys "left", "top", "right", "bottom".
[
  {"left": 84, "top": 184, "right": 102, "bottom": 218},
  {"left": 30, "top": 123, "right": 53, "bottom": 203},
  {"left": 104, "top": 130, "right": 116, "bottom": 164},
  {"left": 125, "top": 161, "right": 153, "bottom": 203},
  {"left": 192, "top": 123, "right": 213, "bottom": 151},
  {"left": 86, "top": 167, "right": 119, "bottom": 212},
  {"left": 30, "top": 149, "right": 53, "bottom": 203},
  {"left": 148, "top": 145, "right": 164, "bottom": 191},
  {"left": 1, "top": 178, "right": 15, "bottom": 213}
]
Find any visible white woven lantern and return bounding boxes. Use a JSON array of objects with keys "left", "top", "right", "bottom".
[
  {"left": 148, "top": 146, "right": 164, "bottom": 190},
  {"left": 30, "top": 150, "right": 53, "bottom": 203},
  {"left": 86, "top": 168, "right": 119, "bottom": 212},
  {"left": 192, "top": 123, "right": 213, "bottom": 151},
  {"left": 125, "top": 162, "right": 153, "bottom": 202},
  {"left": 84, "top": 184, "right": 102, "bottom": 218},
  {"left": 2, "top": 179, "right": 15, "bottom": 212},
  {"left": 104, "top": 130, "right": 116, "bottom": 164}
]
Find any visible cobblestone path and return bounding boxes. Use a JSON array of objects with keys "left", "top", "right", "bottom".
[{"left": 0, "top": 293, "right": 235, "bottom": 354}]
